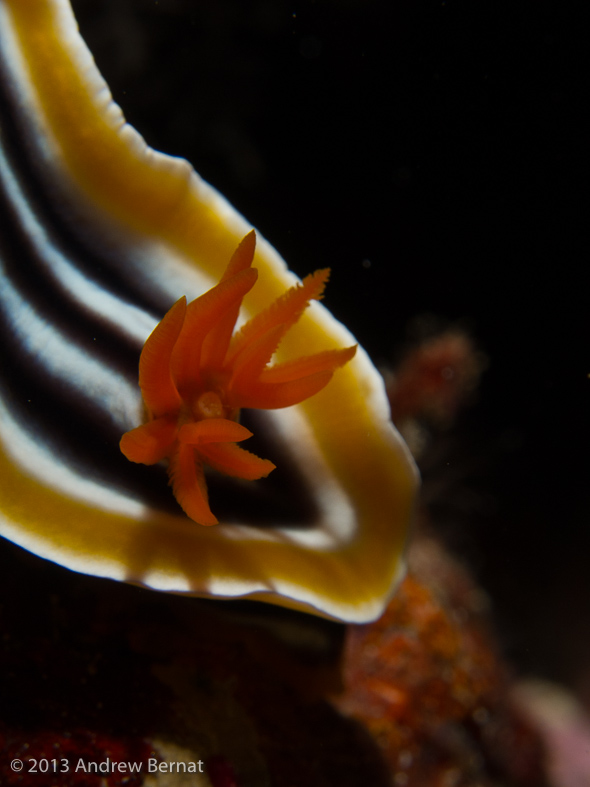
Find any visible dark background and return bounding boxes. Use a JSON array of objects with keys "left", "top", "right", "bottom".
[{"left": 68, "top": 0, "right": 587, "bottom": 692}]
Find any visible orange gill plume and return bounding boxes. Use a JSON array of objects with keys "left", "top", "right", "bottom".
[{"left": 120, "top": 231, "right": 357, "bottom": 526}]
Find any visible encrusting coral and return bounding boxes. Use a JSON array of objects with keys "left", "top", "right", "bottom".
[{"left": 0, "top": 525, "right": 550, "bottom": 787}]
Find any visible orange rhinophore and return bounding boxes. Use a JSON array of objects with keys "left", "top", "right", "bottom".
[{"left": 120, "top": 231, "right": 356, "bottom": 525}]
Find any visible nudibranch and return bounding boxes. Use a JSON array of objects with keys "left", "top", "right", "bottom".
[{"left": 0, "top": 0, "right": 418, "bottom": 622}]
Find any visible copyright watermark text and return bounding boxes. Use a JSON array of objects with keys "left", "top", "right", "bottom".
[{"left": 10, "top": 757, "right": 204, "bottom": 774}]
